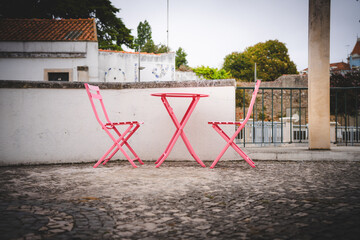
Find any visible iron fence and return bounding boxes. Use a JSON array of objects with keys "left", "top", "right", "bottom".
[{"left": 235, "top": 86, "right": 359, "bottom": 146}]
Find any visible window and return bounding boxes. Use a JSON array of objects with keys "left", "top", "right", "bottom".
[
  {"left": 44, "top": 69, "right": 73, "bottom": 81},
  {"left": 48, "top": 72, "right": 69, "bottom": 81}
]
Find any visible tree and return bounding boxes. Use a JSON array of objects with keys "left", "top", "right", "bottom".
[
  {"left": 223, "top": 40, "right": 298, "bottom": 82},
  {"left": 0, "top": 0, "right": 133, "bottom": 51},
  {"left": 141, "top": 41, "right": 170, "bottom": 54},
  {"left": 155, "top": 44, "right": 170, "bottom": 54},
  {"left": 141, "top": 39, "right": 157, "bottom": 53},
  {"left": 134, "top": 20, "right": 170, "bottom": 54},
  {"left": 222, "top": 52, "right": 253, "bottom": 81},
  {"left": 134, "top": 20, "right": 152, "bottom": 51},
  {"left": 192, "top": 66, "right": 232, "bottom": 80},
  {"left": 175, "top": 48, "right": 188, "bottom": 69}
]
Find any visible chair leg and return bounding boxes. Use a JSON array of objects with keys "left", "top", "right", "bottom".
[
  {"left": 95, "top": 126, "right": 138, "bottom": 168},
  {"left": 115, "top": 142, "right": 138, "bottom": 168},
  {"left": 210, "top": 123, "right": 255, "bottom": 168},
  {"left": 210, "top": 144, "right": 231, "bottom": 169},
  {"left": 123, "top": 141, "right": 144, "bottom": 165},
  {"left": 111, "top": 124, "right": 144, "bottom": 165},
  {"left": 228, "top": 141, "right": 255, "bottom": 167},
  {"left": 102, "top": 145, "right": 120, "bottom": 165},
  {"left": 93, "top": 143, "right": 117, "bottom": 168},
  {"left": 102, "top": 136, "right": 143, "bottom": 166}
]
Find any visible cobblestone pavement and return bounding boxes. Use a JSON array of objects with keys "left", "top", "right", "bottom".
[{"left": 0, "top": 160, "right": 359, "bottom": 239}]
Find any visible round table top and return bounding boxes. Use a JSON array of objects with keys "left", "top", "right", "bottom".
[{"left": 151, "top": 93, "right": 209, "bottom": 98}]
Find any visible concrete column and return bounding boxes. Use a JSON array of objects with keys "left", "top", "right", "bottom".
[{"left": 308, "top": 0, "right": 331, "bottom": 149}]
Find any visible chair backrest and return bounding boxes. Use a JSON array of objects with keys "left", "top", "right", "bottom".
[
  {"left": 84, "top": 83, "right": 112, "bottom": 127},
  {"left": 243, "top": 80, "right": 261, "bottom": 124}
]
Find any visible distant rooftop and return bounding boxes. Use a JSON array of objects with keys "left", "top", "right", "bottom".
[
  {"left": 351, "top": 38, "right": 360, "bottom": 56},
  {"left": 329, "top": 62, "right": 351, "bottom": 71},
  {"left": 301, "top": 61, "right": 351, "bottom": 73},
  {"left": 0, "top": 18, "right": 97, "bottom": 42}
]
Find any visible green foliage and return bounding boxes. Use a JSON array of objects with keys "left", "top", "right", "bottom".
[
  {"left": 0, "top": 0, "right": 134, "bottom": 51},
  {"left": 223, "top": 39, "right": 298, "bottom": 82},
  {"left": 330, "top": 71, "right": 360, "bottom": 116},
  {"left": 133, "top": 20, "right": 169, "bottom": 54},
  {"left": 141, "top": 39, "right": 157, "bottom": 53},
  {"left": 330, "top": 71, "right": 360, "bottom": 88},
  {"left": 223, "top": 52, "right": 253, "bottom": 81},
  {"left": 235, "top": 89, "right": 250, "bottom": 108},
  {"left": 156, "top": 44, "right": 170, "bottom": 54},
  {"left": 258, "top": 112, "right": 270, "bottom": 121},
  {"left": 141, "top": 41, "right": 170, "bottom": 54},
  {"left": 175, "top": 48, "right": 188, "bottom": 69},
  {"left": 134, "top": 20, "right": 152, "bottom": 51},
  {"left": 193, "top": 66, "right": 232, "bottom": 80}
]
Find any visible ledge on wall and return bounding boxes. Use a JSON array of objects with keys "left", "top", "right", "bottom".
[{"left": 0, "top": 79, "right": 236, "bottom": 89}]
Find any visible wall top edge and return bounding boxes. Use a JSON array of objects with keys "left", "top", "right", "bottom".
[{"left": 0, "top": 79, "right": 236, "bottom": 89}]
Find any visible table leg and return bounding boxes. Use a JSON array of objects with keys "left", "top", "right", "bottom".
[{"left": 155, "top": 96, "right": 206, "bottom": 168}]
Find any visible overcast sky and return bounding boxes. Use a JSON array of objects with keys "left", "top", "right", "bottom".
[{"left": 113, "top": 0, "right": 360, "bottom": 71}]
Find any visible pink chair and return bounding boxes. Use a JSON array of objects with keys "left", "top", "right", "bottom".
[
  {"left": 84, "top": 83, "right": 144, "bottom": 168},
  {"left": 208, "top": 80, "right": 261, "bottom": 168}
]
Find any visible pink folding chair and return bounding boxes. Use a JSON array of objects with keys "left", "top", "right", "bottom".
[
  {"left": 84, "top": 83, "right": 144, "bottom": 168},
  {"left": 208, "top": 80, "right": 261, "bottom": 169}
]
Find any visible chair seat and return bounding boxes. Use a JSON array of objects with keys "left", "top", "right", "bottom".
[
  {"left": 106, "top": 121, "right": 144, "bottom": 126},
  {"left": 208, "top": 121, "right": 243, "bottom": 125}
]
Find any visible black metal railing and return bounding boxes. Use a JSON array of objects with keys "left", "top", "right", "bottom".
[
  {"left": 331, "top": 87, "right": 360, "bottom": 145},
  {"left": 235, "top": 86, "right": 360, "bottom": 146}
]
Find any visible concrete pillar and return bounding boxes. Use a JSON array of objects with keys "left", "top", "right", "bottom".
[{"left": 308, "top": 0, "right": 331, "bottom": 149}]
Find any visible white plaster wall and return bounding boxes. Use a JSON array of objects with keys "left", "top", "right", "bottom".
[
  {"left": 86, "top": 42, "right": 99, "bottom": 82},
  {"left": 0, "top": 41, "right": 87, "bottom": 52},
  {"left": 0, "top": 86, "right": 239, "bottom": 165},
  {"left": 0, "top": 41, "right": 98, "bottom": 82},
  {"left": 175, "top": 71, "right": 203, "bottom": 81},
  {"left": 98, "top": 51, "right": 175, "bottom": 82}
]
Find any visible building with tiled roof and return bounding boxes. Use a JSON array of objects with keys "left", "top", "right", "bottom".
[
  {"left": 349, "top": 38, "right": 360, "bottom": 70},
  {"left": 300, "top": 61, "right": 351, "bottom": 75},
  {"left": 330, "top": 61, "right": 351, "bottom": 73},
  {"left": 0, "top": 18, "right": 98, "bottom": 82},
  {"left": 301, "top": 38, "right": 360, "bottom": 75},
  {"left": 0, "top": 18, "right": 176, "bottom": 82},
  {"left": 0, "top": 18, "right": 97, "bottom": 42}
]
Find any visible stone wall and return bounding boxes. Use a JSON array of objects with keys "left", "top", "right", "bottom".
[
  {"left": 237, "top": 74, "right": 308, "bottom": 88},
  {"left": 236, "top": 75, "right": 308, "bottom": 125}
]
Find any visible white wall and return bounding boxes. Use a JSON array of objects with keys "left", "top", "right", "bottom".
[
  {"left": 0, "top": 41, "right": 98, "bottom": 81},
  {"left": 98, "top": 51, "right": 175, "bottom": 82},
  {"left": 0, "top": 85, "right": 239, "bottom": 165},
  {"left": 175, "top": 71, "right": 203, "bottom": 81}
]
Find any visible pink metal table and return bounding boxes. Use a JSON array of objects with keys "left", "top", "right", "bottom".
[{"left": 151, "top": 93, "right": 209, "bottom": 168}]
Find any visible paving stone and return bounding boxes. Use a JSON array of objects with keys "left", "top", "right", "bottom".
[{"left": 0, "top": 161, "right": 360, "bottom": 239}]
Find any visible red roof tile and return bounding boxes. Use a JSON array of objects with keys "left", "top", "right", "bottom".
[
  {"left": 0, "top": 18, "right": 97, "bottom": 42},
  {"left": 330, "top": 62, "right": 351, "bottom": 71},
  {"left": 302, "top": 61, "right": 351, "bottom": 73},
  {"left": 99, "top": 49, "right": 167, "bottom": 56},
  {"left": 351, "top": 38, "right": 360, "bottom": 55}
]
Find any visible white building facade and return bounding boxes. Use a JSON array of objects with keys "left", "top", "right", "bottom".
[
  {"left": 98, "top": 50, "right": 175, "bottom": 82},
  {"left": 0, "top": 18, "right": 99, "bottom": 82},
  {"left": 0, "top": 18, "right": 188, "bottom": 83}
]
